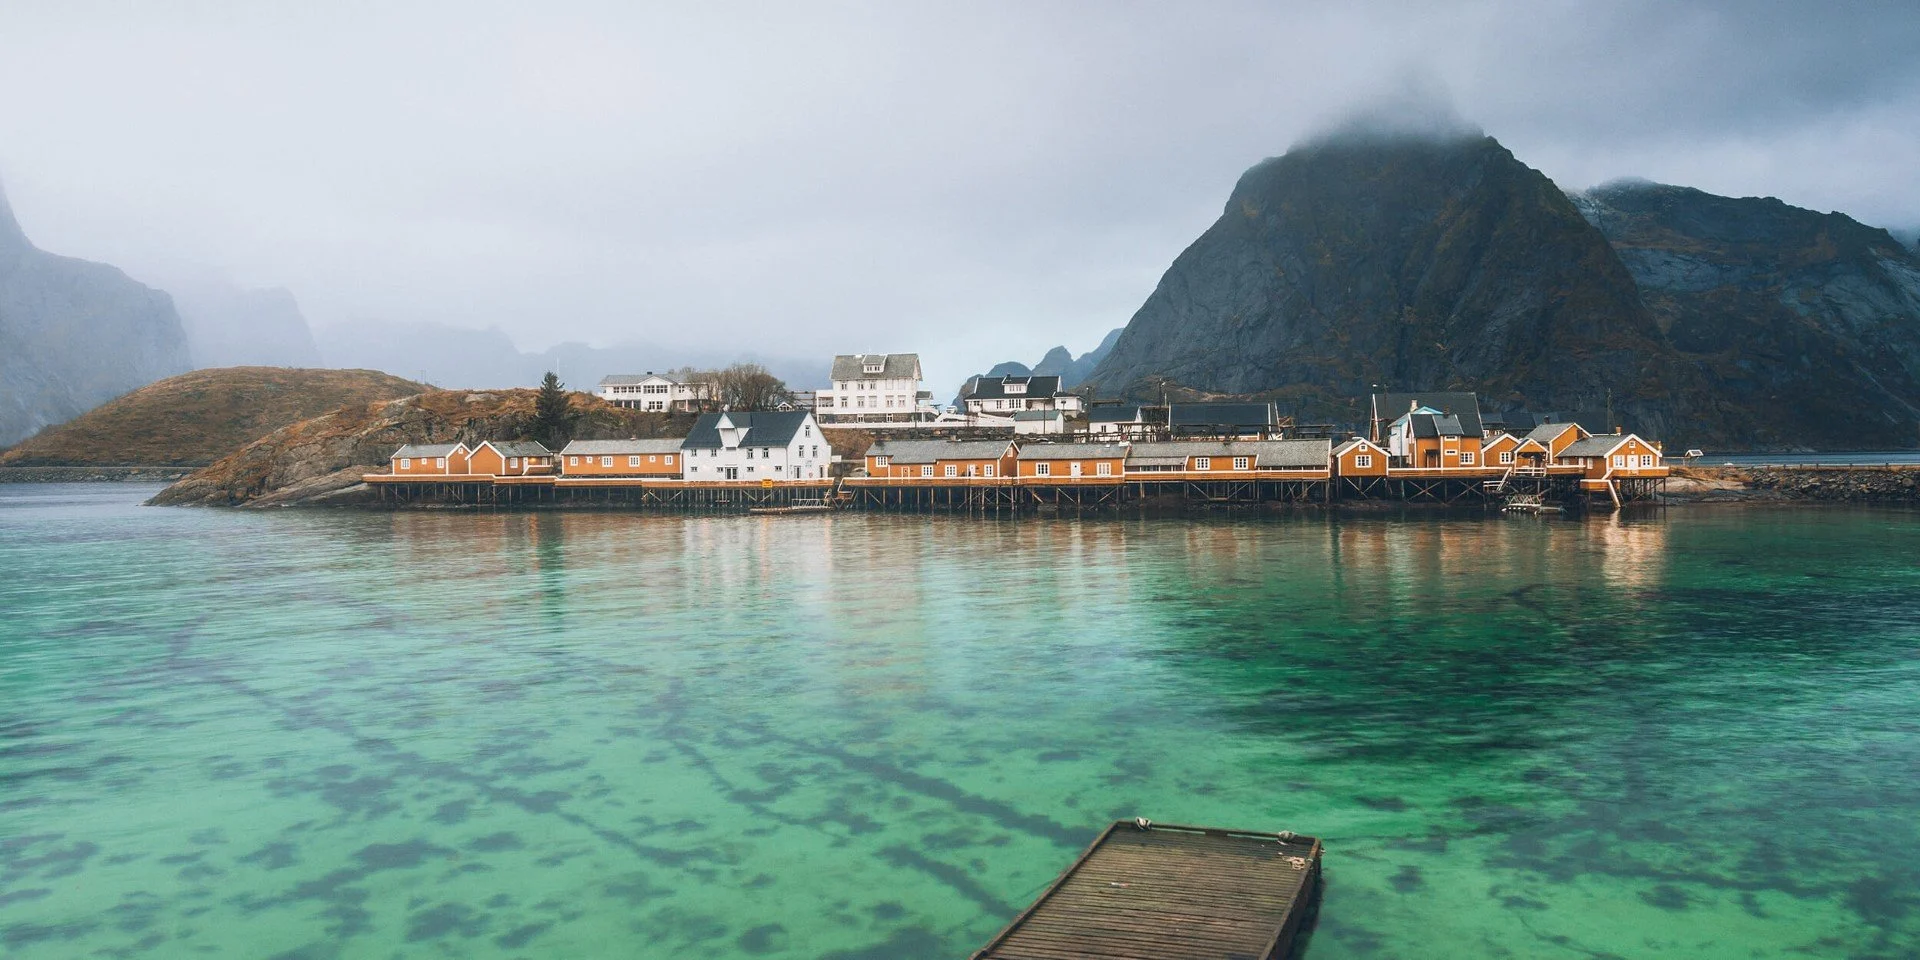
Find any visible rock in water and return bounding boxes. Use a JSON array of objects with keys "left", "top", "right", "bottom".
[
  {"left": 1086, "top": 134, "right": 1716, "bottom": 443},
  {"left": 1571, "top": 182, "right": 1920, "bottom": 450},
  {"left": 0, "top": 182, "right": 193, "bottom": 446}
]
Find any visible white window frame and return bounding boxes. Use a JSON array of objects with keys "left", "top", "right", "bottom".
[
  {"left": 1461, "top": 451, "right": 1476, "bottom": 465},
  {"left": 1035, "top": 462, "right": 1051, "bottom": 477},
  {"left": 569, "top": 456, "right": 578, "bottom": 466},
  {"left": 983, "top": 465, "right": 995, "bottom": 477},
  {"left": 1194, "top": 457, "right": 1211, "bottom": 470},
  {"left": 400, "top": 458, "right": 411, "bottom": 469},
  {"left": 1641, "top": 454, "right": 1655, "bottom": 467},
  {"left": 1500, "top": 451, "right": 1514, "bottom": 464},
  {"left": 1613, "top": 454, "right": 1626, "bottom": 468},
  {"left": 875, "top": 456, "right": 889, "bottom": 468},
  {"left": 1232, "top": 457, "right": 1249, "bottom": 470},
  {"left": 944, "top": 465, "right": 957, "bottom": 477},
  {"left": 921, "top": 465, "right": 933, "bottom": 477},
  {"left": 436, "top": 457, "right": 446, "bottom": 468},
  {"left": 1354, "top": 454, "right": 1372, "bottom": 469},
  {"left": 629, "top": 456, "right": 641, "bottom": 467},
  {"left": 602, "top": 456, "right": 614, "bottom": 467},
  {"left": 1096, "top": 462, "right": 1112, "bottom": 476}
]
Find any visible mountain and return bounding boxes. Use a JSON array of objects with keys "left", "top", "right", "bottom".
[
  {"left": 315, "top": 319, "right": 826, "bottom": 393},
  {"left": 1571, "top": 182, "right": 1920, "bottom": 449},
  {"left": 167, "top": 277, "right": 321, "bottom": 369},
  {"left": 0, "top": 367, "right": 428, "bottom": 467},
  {"left": 0, "top": 182, "right": 193, "bottom": 446},
  {"left": 952, "top": 328, "right": 1123, "bottom": 409},
  {"left": 1088, "top": 134, "right": 1715, "bottom": 441}
]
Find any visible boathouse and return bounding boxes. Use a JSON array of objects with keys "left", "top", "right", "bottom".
[
  {"left": 390, "top": 443, "right": 469, "bottom": 476},
  {"left": 864, "top": 438, "right": 1018, "bottom": 479},
  {"left": 1086, "top": 403, "right": 1152, "bottom": 438},
  {"left": 1016, "top": 443, "right": 1128, "bottom": 479},
  {"left": 467, "top": 441, "right": 554, "bottom": 477},
  {"left": 1370, "top": 391, "right": 1483, "bottom": 444},
  {"left": 1167, "top": 402, "right": 1278, "bottom": 439},
  {"left": 1391, "top": 410, "right": 1484, "bottom": 470},
  {"left": 1526, "top": 421, "right": 1590, "bottom": 459},
  {"left": 1332, "top": 438, "right": 1390, "bottom": 477},
  {"left": 560, "top": 439, "right": 685, "bottom": 478}
]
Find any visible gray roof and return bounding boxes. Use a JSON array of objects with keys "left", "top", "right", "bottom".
[
  {"left": 830, "top": 354, "right": 921, "bottom": 380},
  {"left": 682, "top": 411, "right": 812, "bottom": 449},
  {"left": 1409, "top": 413, "right": 1471, "bottom": 438},
  {"left": 1124, "top": 439, "right": 1330, "bottom": 468},
  {"left": 867, "top": 439, "right": 1013, "bottom": 463},
  {"left": 1559, "top": 435, "right": 1631, "bottom": 458},
  {"left": 1087, "top": 404, "right": 1145, "bottom": 423},
  {"left": 1526, "top": 422, "right": 1582, "bottom": 443},
  {"left": 1012, "top": 410, "right": 1062, "bottom": 421},
  {"left": 1245, "top": 439, "right": 1333, "bottom": 468},
  {"left": 394, "top": 443, "right": 464, "bottom": 458},
  {"left": 486, "top": 441, "right": 553, "bottom": 457},
  {"left": 1373, "top": 392, "right": 1483, "bottom": 436},
  {"left": 1016, "top": 443, "right": 1129, "bottom": 460},
  {"left": 1168, "top": 402, "right": 1275, "bottom": 429},
  {"left": 964, "top": 374, "right": 1065, "bottom": 400},
  {"left": 562, "top": 438, "right": 685, "bottom": 456}
]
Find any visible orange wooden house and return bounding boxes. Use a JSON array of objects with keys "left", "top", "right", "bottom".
[
  {"left": 389, "top": 443, "right": 470, "bottom": 476},
  {"left": 1014, "top": 443, "right": 1129, "bottom": 480},
  {"left": 1332, "top": 438, "right": 1390, "bottom": 478},
  {"left": 559, "top": 439, "right": 685, "bottom": 478},
  {"left": 467, "top": 441, "right": 555, "bottom": 477},
  {"left": 1122, "top": 440, "right": 1331, "bottom": 477},
  {"left": 1555, "top": 434, "right": 1668, "bottom": 481},
  {"left": 1524, "top": 422, "right": 1591, "bottom": 459},
  {"left": 1479, "top": 433, "right": 1550, "bottom": 471},
  {"left": 864, "top": 438, "right": 1018, "bottom": 479}
]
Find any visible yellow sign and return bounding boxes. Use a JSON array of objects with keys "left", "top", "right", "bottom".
[{"left": 762, "top": 478, "right": 774, "bottom": 488}]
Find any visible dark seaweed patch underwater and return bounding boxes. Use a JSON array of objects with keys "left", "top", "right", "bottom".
[{"left": 3, "top": 484, "right": 1918, "bottom": 958}]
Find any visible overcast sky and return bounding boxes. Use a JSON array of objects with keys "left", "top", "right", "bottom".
[{"left": 3, "top": 1, "right": 1917, "bottom": 390}]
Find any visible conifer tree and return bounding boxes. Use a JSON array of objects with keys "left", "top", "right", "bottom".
[{"left": 533, "top": 371, "right": 574, "bottom": 447}]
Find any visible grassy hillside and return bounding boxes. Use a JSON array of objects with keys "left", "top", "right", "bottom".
[{"left": 0, "top": 367, "right": 430, "bottom": 468}]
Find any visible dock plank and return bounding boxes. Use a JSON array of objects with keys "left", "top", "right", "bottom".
[{"left": 971, "top": 821, "right": 1322, "bottom": 960}]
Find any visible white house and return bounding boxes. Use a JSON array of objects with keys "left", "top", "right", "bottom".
[
  {"left": 814, "top": 354, "right": 937, "bottom": 424},
  {"left": 959, "top": 374, "right": 1084, "bottom": 417},
  {"left": 598, "top": 373, "right": 714, "bottom": 412},
  {"left": 680, "top": 411, "right": 830, "bottom": 481}
]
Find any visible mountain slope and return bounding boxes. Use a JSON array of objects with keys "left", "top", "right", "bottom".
[
  {"left": 0, "top": 183, "right": 193, "bottom": 446},
  {"left": 1087, "top": 134, "right": 1722, "bottom": 442},
  {"left": 0, "top": 367, "right": 428, "bottom": 467},
  {"left": 1572, "top": 182, "right": 1920, "bottom": 449}
]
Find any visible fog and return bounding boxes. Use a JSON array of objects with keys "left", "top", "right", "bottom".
[{"left": 2, "top": 1, "right": 1916, "bottom": 393}]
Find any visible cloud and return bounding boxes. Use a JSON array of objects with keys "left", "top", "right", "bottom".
[{"left": 0, "top": 1, "right": 1915, "bottom": 394}]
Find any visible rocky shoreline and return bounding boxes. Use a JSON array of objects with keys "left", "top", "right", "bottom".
[{"left": 1663, "top": 466, "right": 1920, "bottom": 504}]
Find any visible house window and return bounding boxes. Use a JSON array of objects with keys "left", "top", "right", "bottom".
[
  {"left": 983, "top": 465, "right": 995, "bottom": 477},
  {"left": 509, "top": 457, "right": 519, "bottom": 468},
  {"left": 602, "top": 456, "right": 614, "bottom": 467},
  {"left": 875, "top": 456, "right": 889, "bottom": 467},
  {"left": 760, "top": 448, "right": 769, "bottom": 458},
  {"left": 944, "top": 465, "right": 957, "bottom": 477},
  {"left": 1232, "top": 457, "right": 1249, "bottom": 470},
  {"left": 1355, "top": 454, "right": 1373, "bottom": 469},
  {"left": 629, "top": 456, "right": 641, "bottom": 467},
  {"left": 1036, "top": 462, "right": 1051, "bottom": 476},
  {"left": 1096, "top": 462, "right": 1112, "bottom": 476},
  {"left": 921, "top": 465, "right": 933, "bottom": 477},
  {"left": 1461, "top": 451, "right": 1476, "bottom": 465},
  {"left": 1613, "top": 455, "right": 1626, "bottom": 468},
  {"left": 400, "top": 458, "right": 411, "bottom": 469},
  {"left": 1500, "top": 451, "right": 1514, "bottom": 464},
  {"left": 1641, "top": 454, "right": 1655, "bottom": 467},
  {"left": 1194, "top": 457, "right": 1211, "bottom": 470},
  {"left": 436, "top": 457, "right": 446, "bottom": 468},
  {"left": 569, "top": 456, "right": 579, "bottom": 466}
]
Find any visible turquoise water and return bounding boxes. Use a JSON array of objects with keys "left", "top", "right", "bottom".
[{"left": 3, "top": 485, "right": 1919, "bottom": 959}]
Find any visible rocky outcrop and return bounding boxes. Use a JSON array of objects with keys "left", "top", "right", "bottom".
[
  {"left": 1087, "top": 134, "right": 1719, "bottom": 443},
  {"left": 150, "top": 389, "right": 690, "bottom": 507},
  {"left": 0, "top": 367, "right": 428, "bottom": 468},
  {"left": 0, "top": 182, "right": 193, "bottom": 446},
  {"left": 1741, "top": 467, "right": 1920, "bottom": 501},
  {"left": 1572, "top": 182, "right": 1920, "bottom": 450}
]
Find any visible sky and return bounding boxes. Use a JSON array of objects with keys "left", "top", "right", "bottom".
[{"left": 2, "top": 0, "right": 1918, "bottom": 392}]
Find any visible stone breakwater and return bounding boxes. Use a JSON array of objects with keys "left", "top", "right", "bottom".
[
  {"left": 1668, "top": 466, "right": 1920, "bottom": 503},
  {"left": 0, "top": 465, "right": 193, "bottom": 483}
]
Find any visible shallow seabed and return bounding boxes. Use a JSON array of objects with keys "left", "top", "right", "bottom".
[{"left": 3, "top": 485, "right": 1918, "bottom": 959}]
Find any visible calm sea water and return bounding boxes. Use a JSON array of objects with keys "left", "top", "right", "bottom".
[{"left": 3, "top": 484, "right": 1919, "bottom": 959}]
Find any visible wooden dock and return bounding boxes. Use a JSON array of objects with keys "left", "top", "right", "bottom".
[{"left": 971, "top": 820, "right": 1322, "bottom": 960}]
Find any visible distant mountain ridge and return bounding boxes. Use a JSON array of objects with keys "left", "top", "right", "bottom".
[
  {"left": 951, "top": 328, "right": 1121, "bottom": 408},
  {"left": 1087, "top": 133, "right": 1920, "bottom": 449},
  {"left": 0, "top": 182, "right": 193, "bottom": 446}
]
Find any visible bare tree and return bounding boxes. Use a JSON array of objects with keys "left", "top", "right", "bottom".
[{"left": 709, "top": 362, "right": 790, "bottom": 411}]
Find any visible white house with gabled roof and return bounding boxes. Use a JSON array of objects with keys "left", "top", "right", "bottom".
[
  {"left": 815, "top": 353, "right": 937, "bottom": 424},
  {"left": 680, "top": 411, "right": 829, "bottom": 481}
]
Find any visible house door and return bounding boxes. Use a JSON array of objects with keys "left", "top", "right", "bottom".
[
  {"left": 724, "top": 467, "right": 739, "bottom": 480},
  {"left": 1070, "top": 462, "right": 1083, "bottom": 477},
  {"left": 1424, "top": 451, "right": 1439, "bottom": 468}
]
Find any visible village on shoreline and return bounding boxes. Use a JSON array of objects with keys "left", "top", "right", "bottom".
[{"left": 370, "top": 354, "right": 1674, "bottom": 512}]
